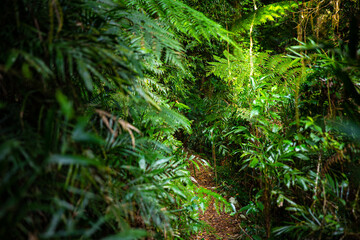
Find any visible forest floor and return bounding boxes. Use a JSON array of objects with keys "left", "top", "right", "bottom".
[{"left": 189, "top": 154, "right": 243, "bottom": 240}]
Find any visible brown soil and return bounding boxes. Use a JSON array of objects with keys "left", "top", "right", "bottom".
[{"left": 189, "top": 155, "right": 243, "bottom": 240}]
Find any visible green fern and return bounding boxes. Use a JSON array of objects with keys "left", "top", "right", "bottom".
[
  {"left": 125, "top": 0, "right": 237, "bottom": 45},
  {"left": 209, "top": 50, "right": 305, "bottom": 95},
  {"left": 257, "top": 53, "right": 304, "bottom": 89},
  {"left": 231, "top": 1, "right": 300, "bottom": 33}
]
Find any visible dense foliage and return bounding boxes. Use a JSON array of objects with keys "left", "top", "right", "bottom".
[
  {"left": 0, "top": 0, "right": 232, "bottom": 239},
  {"left": 1, "top": 0, "right": 360, "bottom": 239}
]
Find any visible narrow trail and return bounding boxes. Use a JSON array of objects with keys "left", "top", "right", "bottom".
[{"left": 189, "top": 154, "right": 242, "bottom": 240}]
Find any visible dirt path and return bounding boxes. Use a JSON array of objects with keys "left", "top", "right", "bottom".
[{"left": 189, "top": 155, "right": 242, "bottom": 240}]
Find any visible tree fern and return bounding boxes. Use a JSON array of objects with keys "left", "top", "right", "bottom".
[{"left": 209, "top": 50, "right": 305, "bottom": 95}]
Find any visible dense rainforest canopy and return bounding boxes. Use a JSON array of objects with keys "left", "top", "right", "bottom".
[{"left": 1, "top": 0, "right": 360, "bottom": 239}]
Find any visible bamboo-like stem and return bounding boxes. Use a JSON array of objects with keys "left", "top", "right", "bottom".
[
  {"left": 226, "top": 23, "right": 232, "bottom": 86},
  {"left": 249, "top": 0, "right": 257, "bottom": 82},
  {"left": 312, "top": 152, "right": 322, "bottom": 208},
  {"left": 327, "top": 79, "right": 333, "bottom": 117},
  {"left": 211, "top": 131, "right": 217, "bottom": 185},
  {"left": 249, "top": 21, "right": 254, "bottom": 79}
]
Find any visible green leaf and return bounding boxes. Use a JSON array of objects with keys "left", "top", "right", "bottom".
[
  {"left": 21, "top": 63, "right": 32, "bottom": 79},
  {"left": 296, "top": 176, "right": 308, "bottom": 191},
  {"left": 233, "top": 126, "right": 248, "bottom": 133},
  {"left": 5, "top": 50, "right": 19, "bottom": 71},
  {"left": 56, "top": 90, "right": 74, "bottom": 120},
  {"left": 310, "top": 133, "right": 321, "bottom": 142},
  {"left": 294, "top": 153, "right": 309, "bottom": 160},
  {"left": 151, "top": 157, "right": 171, "bottom": 168},
  {"left": 77, "top": 60, "right": 93, "bottom": 91},
  {"left": 139, "top": 158, "right": 146, "bottom": 171},
  {"left": 175, "top": 102, "right": 191, "bottom": 110},
  {"left": 266, "top": 15, "right": 275, "bottom": 21},
  {"left": 72, "top": 126, "right": 104, "bottom": 145},
  {"left": 167, "top": 184, "right": 187, "bottom": 199},
  {"left": 49, "top": 154, "right": 100, "bottom": 166},
  {"left": 256, "top": 201, "right": 264, "bottom": 211},
  {"left": 240, "top": 205, "right": 251, "bottom": 212},
  {"left": 249, "top": 158, "right": 259, "bottom": 168}
]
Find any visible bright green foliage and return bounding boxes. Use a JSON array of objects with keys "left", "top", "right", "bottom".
[
  {"left": 209, "top": 50, "right": 304, "bottom": 96},
  {"left": 203, "top": 36, "right": 360, "bottom": 240},
  {"left": 186, "top": 2, "right": 360, "bottom": 238},
  {"left": 126, "top": 0, "right": 237, "bottom": 45},
  {"left": 231, "top": 1, "right": 300, "bottom": 33}
]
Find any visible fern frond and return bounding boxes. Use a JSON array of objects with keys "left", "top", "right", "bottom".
[
  {"left": 209, "top": 50, "right": 305, "bottom": 96},
  {"left": 123, "top": 10, "right": 185, "bottom": 68},
  {"left": 232, "top": 1, "right": 300, "bottom": 33},
  {"left": 125, "top": 0, "right": 238, "bottom": 47}
]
